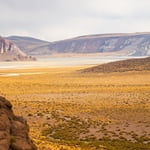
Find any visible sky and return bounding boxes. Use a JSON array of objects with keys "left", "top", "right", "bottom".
[{"left": 0, "top": 0, "right": 150, "bottom": 41}]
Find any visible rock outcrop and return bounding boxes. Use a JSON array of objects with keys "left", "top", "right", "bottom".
[
  {"left": 0, "top": 96, "right": 37, "bottom": 150},
  {"left": 0, "top": 36, "right": 36, "bottom": 61}
]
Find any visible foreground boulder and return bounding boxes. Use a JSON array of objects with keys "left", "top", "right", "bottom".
[{"left": 0, "top": 96, "right": 37, "bottom": 150}]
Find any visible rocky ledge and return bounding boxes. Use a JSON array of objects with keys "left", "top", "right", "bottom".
[
  {"left": 0, "top": 96, "right": 37, "bottom": 150},
  {"left": 0, "top": 36, "right": 36, "bottom": 61}
]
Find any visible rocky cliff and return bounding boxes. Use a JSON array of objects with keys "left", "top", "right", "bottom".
[
  {"left": 8, "top": 32, "right": 150, "bottom": 56},
  {"left": 0, "top": 96, "right": 37, "bottom": 150},
  {"left": 0, "top": 37, "right": 36, "bottom": 61}
]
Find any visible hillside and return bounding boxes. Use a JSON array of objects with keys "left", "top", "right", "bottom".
[
  {"left": 7, "top": 36, "right": 50, "bottom": 55},
  {"left": 82, "top": 57, "right": 150, "bottom": 73},
  {"left": 0, "top": 36, "right": 36, "bottom": 61},
  {"left": 8, "top": 32, "right": 150, "bottom": 56}
]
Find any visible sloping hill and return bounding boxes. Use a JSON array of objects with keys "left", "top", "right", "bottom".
[
  {"left": 7, "top": 36, "right": 50, "bottom": 55},
  {"left": 8, "top": 32, "right": 150, "bottom": 56},
  {"left": 81, "top": 57, "right": 150, "bottom": 73},
  {"left": 0, "top": 36, "right": 36, "bottom": 61}
]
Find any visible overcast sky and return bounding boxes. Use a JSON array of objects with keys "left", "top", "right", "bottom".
[{"left": 0, "top": 0, "right": 150, "bottom": 41}]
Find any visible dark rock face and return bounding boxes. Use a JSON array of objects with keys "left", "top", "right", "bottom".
[
  {"left": 0, "top": 96, "right": 37, "bottom": 150},
  {"left": 0, "top": 37, "right": 36, "bottom": 61}
]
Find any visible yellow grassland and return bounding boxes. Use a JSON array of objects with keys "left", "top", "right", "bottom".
[{"left": 0, "top": 67, "right": 150, "bottom": 150}]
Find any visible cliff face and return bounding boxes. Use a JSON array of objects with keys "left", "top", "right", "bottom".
[
  {"left": 0, "top": 96, "right": 37, "bottom": 150},
  {"left": 46, "top": 33, "right": 150, "bottom": 56},
  {"left": 0, "top": 37, "right": 36, "bottom": 61}
]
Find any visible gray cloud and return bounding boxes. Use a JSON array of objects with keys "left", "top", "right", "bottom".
[{"left": 0, "top": 0, "right": 150, "bottom": 41}]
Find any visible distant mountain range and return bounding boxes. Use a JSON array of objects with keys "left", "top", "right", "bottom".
[
  {"left": 81, "top": 57, "right": 150, "bottom": 73},
  {"left": 0, "top": 36, "right": 36, "bottom": 61},
  {"left": 7, "top": 32, "right": 150, "bottom": 56}
]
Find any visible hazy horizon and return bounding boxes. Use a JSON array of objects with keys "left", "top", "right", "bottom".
[{"left": 0, "top": 0, "right": 150, "bottom": 41}]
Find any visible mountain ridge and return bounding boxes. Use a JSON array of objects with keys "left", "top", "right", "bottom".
[{"left": 7, "top": 32, "right": 150, "bottom": 56}]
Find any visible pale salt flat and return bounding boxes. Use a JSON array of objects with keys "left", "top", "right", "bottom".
[
  {"left": 0, "top": 56, "right": 144, "bottom": 70},
  {"left": 0, "top": 72, "right": 46, "bottom": 77}
]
